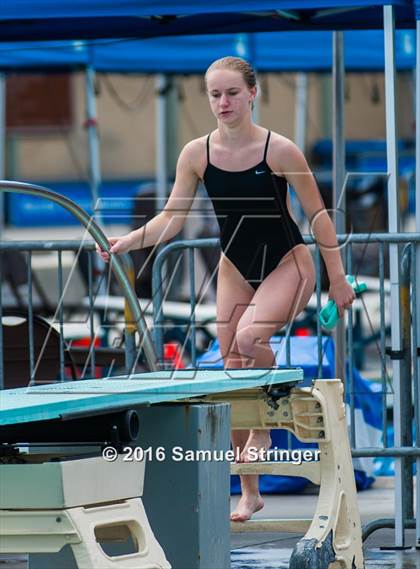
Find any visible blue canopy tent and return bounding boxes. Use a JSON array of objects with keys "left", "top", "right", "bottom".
[
  {"left": 0, "top": 30, "right": 415, "bottom": 72},
  {"left": 0, "top": 0, "right": 417, "bottom": 548},
  {"left": 0, "top": 1, "right": 415, "bottom": 41}
]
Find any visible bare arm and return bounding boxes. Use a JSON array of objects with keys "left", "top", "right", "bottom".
[
  {"left": 97, "top": 141, "right": 200, "bottom": 260},
  {"left": 275, "top": 139, "right": 355, "bottom": 315},
  {"left": 129, "top": 141, "right": 200, "bottom": 249}
]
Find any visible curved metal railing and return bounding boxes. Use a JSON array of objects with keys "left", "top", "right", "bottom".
[{"left": 0, "top": 180, "right": 158, "bottom": 372}]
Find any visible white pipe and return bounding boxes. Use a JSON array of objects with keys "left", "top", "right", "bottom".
[
  {"left": 294, "top": 72, "right": 308, "bottom": 152},
  {"left": 332, "top": 31, "right": 346, "bottom": 386},
  {"left": 156, "top": 74, "right": 168, "bottom": 213},
  {"left": 85, "top": 65, "right": 101, "bottom": 215},
  {"left": 415, "top": 16, "right": 420, "bottom": 551},
  {"left": 384, "top": 4, "right": 404, "bottom": 548}
]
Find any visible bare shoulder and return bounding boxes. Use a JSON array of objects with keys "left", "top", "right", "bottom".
[
  {"left": 178, "top": 136, "right": 208, "bottom": 179},
  {"left": 267, "top": 132, "right": 310, "bottom": 175}
]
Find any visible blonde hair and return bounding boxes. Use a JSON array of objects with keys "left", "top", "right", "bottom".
[{"left": 205, "top": 56, "right": 257, "bottom": 90}]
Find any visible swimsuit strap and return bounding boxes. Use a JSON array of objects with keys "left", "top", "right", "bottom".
[
  {"left": 206, "top": 133, "right": 211, "bottom": 165},
  {"left": 263, "top": 130, "right": 271, "bottom": 162},
  {"left": 207, "top": 130, "right": 270, "bottom": 166}
]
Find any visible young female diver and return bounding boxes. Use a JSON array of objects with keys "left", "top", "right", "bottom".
[{"left": 97, "top": 57, "right": 355, "bottom": 522}]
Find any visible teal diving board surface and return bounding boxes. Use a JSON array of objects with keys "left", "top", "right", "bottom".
[{"left": 0, "top": 368, "right": 303, "bottom": 427}]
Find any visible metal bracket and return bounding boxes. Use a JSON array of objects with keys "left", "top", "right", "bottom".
[
  {"left": 385, "top": 347, "right": 405, "bottom": 360},
  {"left": 263, "top": 382, "right": 295, "bottom": 410}
]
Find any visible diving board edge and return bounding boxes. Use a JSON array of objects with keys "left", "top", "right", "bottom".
[{"left": 0, "top": 367, "right": 303, "bottom": 427}]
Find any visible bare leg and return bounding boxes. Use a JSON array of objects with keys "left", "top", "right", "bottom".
[
  {"left": 231, "top": 428, "right": 266, "bottom": 520},
  {"left": 215, "top": 256, "right": 261, "bottom": 521},
  {"left": 216, "top": 248, "right": 315, "bottom": 522},
  {"left": 231, "top": 245, "right": 316, "bottom": 521}
]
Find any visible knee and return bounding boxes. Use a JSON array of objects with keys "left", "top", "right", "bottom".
[{"left": 235, "top": 325, "right": 261, "bottom": 358}]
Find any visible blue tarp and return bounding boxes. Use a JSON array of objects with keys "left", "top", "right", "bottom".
[
  {"left": 0, "top": 31, "right": 415, "bottom": 73},
  {"left": 0, "top": 1, "right": 415, "bottom": 42},
  {"left": 6, "top": 180, "right": 153, "bottom": 227}
]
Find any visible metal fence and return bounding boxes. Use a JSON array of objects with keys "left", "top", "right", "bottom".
[
  {"left": 1, "top": 240, "right": 138, "bottom": 385},
  {"left": 151, "top": 233, "right": 420, "bottom": 546},
  {"left": 0, "top": 181, "right": 158, "bottom": 391}
]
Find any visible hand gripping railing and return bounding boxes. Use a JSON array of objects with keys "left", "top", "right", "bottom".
[{"left": 0, "top": 180, "right": 158, "bottom": 372}]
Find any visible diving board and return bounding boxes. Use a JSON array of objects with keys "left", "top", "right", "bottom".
[{"left": 0, "top": 367, "right": 302, "bottom": 427}]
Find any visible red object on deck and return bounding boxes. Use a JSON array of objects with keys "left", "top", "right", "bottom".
[
  {"left": 295, "top": 327, "right": 311, "bottom": 337},
  {"left": 71, "top": 336, "right": 102, "bottom": 378},
  {"left": 72, "top": 337, "right": 101, "bottom": 348},
  {"left": 164, "top": 342, "right": 185, "bottom": 369}
]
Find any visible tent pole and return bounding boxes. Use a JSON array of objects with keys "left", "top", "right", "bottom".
[
  {"left": 415, "top": 16, "right": 420, "bottom": 550},
  {"left": 294, "top": 72, "right": 308, "bottom": 223},
  {"left": 156, "top": 74, "right": 168, "bottom": 213},
  {"left": 85, "top": 65, "right": 101, "bottom": 216},
  {"left": 0, "top": 74, "right": 5, "bottom": 238},
  {"left": 155, "top": 74, "right": 170, "bottom": 307},
  {"left": 332, "top": 31, "right": 347, "bottom": 394},
  {"left": 294, "top": 72, "right": 308, "bottom": 153},
  {"left": 85, "top": 64, "right": 106, "bottom": 297},
  {"left": 384, "top": 4, "right": 406, "bottom": 548}
]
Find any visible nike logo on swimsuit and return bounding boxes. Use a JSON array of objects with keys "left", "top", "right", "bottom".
[{"left": 255, "top": 170, "right": 266, "bottom": 175}]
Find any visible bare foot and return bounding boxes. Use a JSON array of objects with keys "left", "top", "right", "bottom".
[
  {"left": 230, "top": 495, "right": 264, "bottom": 522},
  {"left": 240, "top": 431, "right": 272, "bottom": 463}
]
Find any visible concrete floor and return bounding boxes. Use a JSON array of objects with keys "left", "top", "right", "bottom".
[
  {"left": 230, "top": 528, "right": 419, "bottom": 568},
  {"left": 229, "top": 478, "right": 418, "bottom": 569},
  {"left": 231, "top": 543, "right": 420, "bottom": 569}
]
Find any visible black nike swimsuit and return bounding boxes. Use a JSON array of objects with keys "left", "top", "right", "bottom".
[{"left": 203, "top": 129, "right": 305, "bottom": 291}]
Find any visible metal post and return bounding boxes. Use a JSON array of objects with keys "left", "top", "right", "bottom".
[
  {"left": 295, "top": 73, "right": 308, "bottom": 153},
  {"left": 415, "top": 17, "right": 420, "bottom": 550},
  {"left": 384, "top": 4, "right": 405, "bottom": 548},
  {"left": 85, "top": 65, "right": 106, "bottom": 314},
  {"left": 155, "top": 74, "right": 169, "bottom": 309},
  {"left": 0, "top": 74, "right": 5, "bottom": 238},
  {"left": 85, "top": 65, "right": 101, "bottom": 215},
  {"left": 321, "top": 75, "right": 332, "bottom": 140},
  {"left": 332, "top": 31, "right": 346, "bottom": 384},
  {"left": 156, "top": 74, "right": 169, "bottom": 214},
  {"left": 400, "top": 245, "right": 414, "bottom": 522},
  {"left": 155, "top": 74, "right": 182, "bottom": 301},
  {"left": 295, "top": 72, "right": 308, "bottom": 223},
  {"left": 166, "top": 77, "right": 179, "bottom": 180}
]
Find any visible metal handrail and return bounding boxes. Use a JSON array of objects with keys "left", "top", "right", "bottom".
[
  {"left": 152, "top": 237, "right": 218, "bottom": 364},
  {"left": 0, "top": 180, "right": 158, "bottom": 372},
  {"left": 151, "top": 233, "right": 420, "bottom": 361}
]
